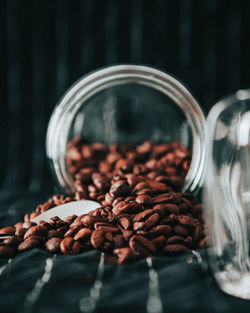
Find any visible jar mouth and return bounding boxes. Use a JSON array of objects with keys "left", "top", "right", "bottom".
[{"left": 46, "top": 64, "right": 206, "bottom": 194}]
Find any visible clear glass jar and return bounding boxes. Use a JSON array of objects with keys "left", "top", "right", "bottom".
[
  {"left": 46, "top": 65, "right": 206, "bottom": 194},
  {"left": 203, "top": 89, "right": 250, "bottom": 299}
]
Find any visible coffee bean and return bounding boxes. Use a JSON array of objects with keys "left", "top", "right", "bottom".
[
  {"left": 94, "top": 222, "right": 119, "bottom": 233},
  {"left": 152, "top": 236, "right": 166, "bottom": 249},
  {"left": 112, "top": 202, "right": 142, "bottom": 215},
  {"left": 173, "top": 225, "right": 190, "bottom": 237},
  {"left": 60, "top": 238, "right": 81, "bottom": 254},
  {"left": 22, "top": 222, "right": 37, "bottom": 229},
  {"left": 166, "top": 235, "right": 186, "bottom": 245},
  {"left": 110, "top": 180, "right": 130, "bottom": 197},
  {"left": 113, "top": 247, "right": 136, "bottom": 264},
  {"left": 45, "top": 238, "right": 62, "bottom": 253},
  {"left": 0, "top": 246, "right": 17, "bottom": 257},
  {"left": 18, "top": 238, "right": 42, "bottom": 251},
  {"left": 91, "top": 229, "right": 113, "bottom": 251},
  {"left": 178, "top": 215, "right": 195, "bottom": 228},
  {"left": 74, "top": 228, "right": 92, "bottom": 241},
  {"left": 135, "top": 194, "right": 153, "bottom": 206},
  {"left": 117, "top": 216, "right": 131, "bottom": 230},
  {"left": 0, "top": 226, "right": 16, "bottom": 236},
  {"left": 64, "top": 225, "right": 82, "bottom": 238},
  {"left": 3, "top": 237, "right": 22, "bottom": 248},
  {"left": 24, "top": 226, "right": 47, "bottom": 240},
  {"left": 153, "top": 225, "right": 172, "bottom": 237},
  {"left": 48, "top": 230, "right": 64, "bottom": 239},
  {"left": 15, "top": 227, "right": 27, "bottom": 237},
  {"left": 163, "top": 244, "right": 189, "bottom": 255},
  {"left": 113, "top": 234, "right": 126, "bottom": 248},
  {"left": 129, "top": 235, "right": 156, "bottom": 257}
]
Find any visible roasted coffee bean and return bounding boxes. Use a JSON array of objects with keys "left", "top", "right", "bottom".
[
  {"left": 3, "top": 237, "right": 22, "bottom": 248},
  {"left": 121, "top": 230, "right": 134, "bottom": 241},
  {"left": 151, "top": 236, "right": 166, "bottom": 249},
  {"left": 24, "top": 226, "right": 47, "bottom": 240},
  {"left": 163, "top": 244, "right": 189, "bottom": 255},
  {"left": 152, "top": 193, "right": 176, "bottom": 204},
  {"left": 173, "top": 224, "right": 189, "bottom": 237},
  {"left": 178, "top": 215, "right": 195, "bottom": 228},
  {"left": 135, "top": 194, "right": 153, "bottom": 206},
  {"left": 60, "top": 238, "right": 81, "bottom": 254},
  {"left": 81, "top": 215, "right": 104, "bottom": 229},
  {"left": 153, "top": 225, "right": 172, "bottom": 237},
  {"left": 117, "top": 216, "right": 131, "bottom": 230},
  {"left": 48, "top": 230, "right": 64, "bottom": 239},
  {"left": 113, "top": 234, "right": 126, "bottom": 248},
  {"left": 0, "top": 226, "right": 16, "bottom": 236},
  {"left": 64, "top": 225, "right": 82, "bottom": 238},
  {"left": 113, "top": 247, "right": 136, "bottom": 264},
  {"left": 0, "top": 246, "right": 17, "bottom": 257},
  {"left": 198, "top": 237, "right": 208, "bottom": 249},
  {"left": 45, "top": 238, "right": 62, "bottom": 253},
  {"left": 166, "top": 235, "right": 186, "bottom": 245},
  {"left": 94, "top": 222, "right": 119, "bottom": 233},
  {"left": 129, "top": 235, "right": 156, "bottom": 257},
  {"left": 15, "top": 227, "right": 27, "bottom": 237},
  {"left": 110, "top": 180, "right": 130, "bottom": 197},
  {"left": 91, "top": 229, "right": 113, "bottom": 251},
  {"left": 74, "top": 228, "right": 92, "bottom": 241},
  {"left": 112, "top": 202, "right": 142, "bottom": 216},
  {"left": 133, "top": 213, "right": 160, "bottom": 231},
  {"left": 18, "top": 238, "right": 42, "bottom": 251}
]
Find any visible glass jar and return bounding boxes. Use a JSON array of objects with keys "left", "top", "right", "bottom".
[
  {"left": 203, "top": 89, "right": 250, "bottom": 299},
  {"left": 46, "top": 65, "right": 206, "bottom": 194}
]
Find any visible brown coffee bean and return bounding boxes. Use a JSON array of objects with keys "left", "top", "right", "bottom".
[
  {"left": 178, "top": 215, "right": 195, "bottom": 228},
  {"left": 173, "top": 225, "right": 189, "bottom": 237},
  {"left": 24, "top": 226, "right": 47, "bottom": 240},
  {"left": 110, "top": 180, "right": 130, "bottom": 197},
  {"left": 60, "top": 238, "right": 81, "bottom": 254},
  {"left": 45, "top": 238, "right": 62, "bottom": 253},
  {"left": 91, "top": 229, "right": 113, "bottom": 251},
  {"left": 48, "top": 230, "right": 64, "bottom": 239},
  {"left": 163, "top": 244, "right": 189, "bottom": 255},
  {"left": 133, "top": 213, "right": 160, "bottom": 231},
  {"left": 0, "top": 226, "right": 16, "bottom": 236},
  {"left": 81, "top": 215, "right": 104, "bottom": 229},
  {"left": 92, "top": 173, "right": 110, "bottom": 191},
  {"left": 14, "top": 222, "right": 24, "bottom": 229},
  {"left": 64, "top": 225, "right": 82, "bottom": 238},
  {"left": 146, "top": 180, "right": 169, "bottom": 192},
  {"left": 198, "top": 237, "right": 208, "bottom": 249},
  {"left": 151, "top": 236, "right": 166, "bottom": 249},
  {"left": 113, "top": 247, "right": 136, "bottom": 264},
  {"left": 152, "top": 193, "right": 176, "bottom": 204},
  {"left": 15, "top": 227, "right": 27, "bottom": 237},
  {"left": 166, "top": 235, "right": 186, "bottom": 245},
  {"left": 129, "top": 235, "right": 156, "bottom": 257},
  {"left": 3, "top": 237, "right": 22, "bottom": 248},
  {"left": 74, "top": 228, "right": 92, "bottom": 241},
  {"left": 18, "top": 237, "right": 42, "bottom": 251},
  {"left": 94, "top": 222, "right": 119, "bottom": 233},
  {"left": 113, "top": 234, "right": 126, "bottom": 248},
  {"left": 112, "top": 202, "right": 142, "bottom": 216},
  {"left": 135, "top": 194, "right": 153, "bottom": 206},
  {"left": 153, "top": 225, "right": 172, "bottom": 237},
  {"left": 117, "top": 217, "right": 131, "bottom": 230},
  {"left": 121, "top": 230, "right": 134, "bottom": 241},
  {"left": 0, "top": 246, "right": 17, "bottom": 257}
]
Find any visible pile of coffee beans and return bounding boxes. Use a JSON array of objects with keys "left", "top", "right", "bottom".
[{"left": 0, "top": 140, "right": 207, "bottom": 264}]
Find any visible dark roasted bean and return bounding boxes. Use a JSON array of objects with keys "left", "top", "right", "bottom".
[
  {"left": 18, "top": 238, "right": 42, "bottom": 251},
  {"left": 45, "top": 238, "right": 62, "bottom": 253},
  {"left": 163, "top": 244, "right": 189, "bottom": 255},
  {"left": 129, "top": 235, "right": 156, "bottom": 257},
  {"left": 91, "top": 229, "right": 113, "bottom": 251},
  {"left": 60, "top": 238, "right": 81, "bottom": 254},
  {"left": 74, "top": 228, "right": 92, "bottom": 241},
  {"left": 0, "top": 227, "right": 16, "bottom": 236},
  {"left": 113, "top": 247, "right": 136, "bottom": 264},
  {"left": 0, "top": 246, "right": 17, "bottom": 257},
  {"left": 24, "top": 226, "right": 47, "bottom": 240}
]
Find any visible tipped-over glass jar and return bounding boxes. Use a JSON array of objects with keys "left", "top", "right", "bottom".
[{"left": 46, "top": 65, "right": 206, "bottom": 195}]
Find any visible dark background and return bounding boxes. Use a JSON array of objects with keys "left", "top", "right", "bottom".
[
  {"left": 1, "top": 0, "right": 250, "bottom": 194},
  {"left": 1, "top": 2, "right": 250, "bottom": 312}
]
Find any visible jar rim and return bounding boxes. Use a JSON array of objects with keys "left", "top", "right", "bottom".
[{"left": 46, "top": 64, "right": 206, "bottom": 194}]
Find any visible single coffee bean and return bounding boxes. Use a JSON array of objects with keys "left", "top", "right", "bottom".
[
  {"left": 90, "top": 229, "right": 113, "bottom": 251},
  {"left": 0, "top": 246, "right": 17, "bottom": 258},
  {"left": 0, "top": 226, "right": 16, "bottom": 236},
  {"left": 15, "top": 227, "right": 27, "bottom": 237},
  {"left": 135, "top": 194, "right": 153, "bottom": 206},
  {"left": 113, "top": 234, "right": 126, "bottom": 248},
  {"left": 24, "top": 226, "right": 47, "bottom": 240},
  {"left": 110, "top": 180, "right": 130, "bottom": 197},
  {"left": 153, "top": 225, "right": 172, "bottom": 237},
  {"left": 60, "top": 238, "right": 81, "bottom": 254},
  {"left": 178, "top": 215, "right": 195, "bottom": 228},
  {"left": 64, "top": 225, "right": 82, "bottom": 238},
  {"left": 166, "top": 235, "right": 186, "bottom": 245},
  {"left": 18, "top": 237, "right": 42, "bottom": 251},
  {"left": 22, "top": 222, "right": 37, "bottom": 229},
  {"left": 3, "top": 237, "right": 22, "bottom": 248},
  {"left": 112, "top": 202, "right": 142, "bottom": 216},
  {"left": 151, "top": 236, "right": 166, "bottom": 249},
  {"left": 117, "top": 216, "right": 131, "bottom": 230},
  {"left": 94, "top": 222, "right": 119, "bottom": 233},
  {"left": 48, "top": 230, "right": 64, "bottom": 239},
  {"left": 129, "top": 235, "right": 156, "bottom": 257},
  {"left": 113, "top": 247, "right": 136, "bottom": 264},
  {"left": 173, "top": 224, "right": 190, "bottom": 237},
  {"left": 163, "top": 244, "right": 189, "bottom": 255},
  {"left": 45, "top": 238, "right": 62, "bottom": 253},
  {"left": 74, "top": 228, "right": 92, "bottom": 241}
]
